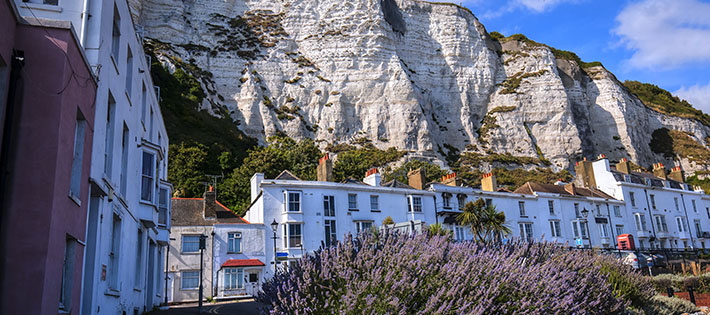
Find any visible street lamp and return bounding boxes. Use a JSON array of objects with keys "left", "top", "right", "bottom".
[
  {"left": 198, "top": 234, "right": 207, "bottom": 313},
  {"left": 581, "top": 208, "right": 591, "bottom": 248},
  {"left": 271, "top": 219, "right": 278, "bottom": 273}
]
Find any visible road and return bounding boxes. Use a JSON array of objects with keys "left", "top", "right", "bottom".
[{"left": 149, "top": 299, "right": 264, "bottom": 315}]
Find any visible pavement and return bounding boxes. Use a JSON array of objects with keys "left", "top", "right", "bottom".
[{"left": 147, "top": 299, "right": 264, "bottom": 315}]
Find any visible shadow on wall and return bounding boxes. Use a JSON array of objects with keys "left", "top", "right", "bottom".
[{"left": 381, "top": 0, "right": 406, "bottom": 35}]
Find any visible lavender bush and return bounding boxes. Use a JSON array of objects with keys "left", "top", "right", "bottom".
[{"left": 258, "top": 233, "right": 654, "bottom": 314}]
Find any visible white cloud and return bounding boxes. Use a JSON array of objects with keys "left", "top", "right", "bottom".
[
  {"left": 614, "top": 0, "right": 710, "bottom": 69},
  {"left": 514, "top": 0, "right": 572, "bottom": 12},
  {"left": 674, "top": 84, "right": 710, "bottom": 114}
]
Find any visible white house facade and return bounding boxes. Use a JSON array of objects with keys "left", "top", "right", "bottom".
[
  {"left": 244, "top": 156, "right": 437, "bottom": 277},
  {"left": 12, "top": 0, "right": 173, "bottom": 313},
  {"left": 212, "top": 223, "right": 267, "bottom": 299}
]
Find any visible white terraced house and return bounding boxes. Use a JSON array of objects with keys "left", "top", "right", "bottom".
[
  {"left": 429, "top": 172, "right": 627, "bottom": 248},
  {"left": 13, "top": 0, "right": 173, "bottom": 313},
  {"left": 585, "top": 156, "right": 710, "bottom": 250},
  {"left": 244, "top": 155, "right": 437, "bottom": 276}
]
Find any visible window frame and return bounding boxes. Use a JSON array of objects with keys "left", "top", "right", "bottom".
[
  {"left": 323, "top": 195, "right": 335, "bottom": 217},
  {"left": 108, "top": 213, "right": 122, "bottom": 291},
  {"left": 285, "top": 191, "right": 302, "bottom": 213},
  {"left": 158, "top": 185, "right": 170, "bottom": 226},
  {"left": 613, "top": 205, "right": 622, "bottom": 217},
  {"left": 548, "top": 200, "right": 554, "bottom": 215},
  {"left": 181, "top": 235, "right": 201, "bottom": 254},
  {"left": 283, "top": 223, "right": 303, "bottom": 249},
  {"left": 227, "top": 232, "right": 242, "bottom": 253},
  {"left": 180, "top": 271, "right": 199, "bottom": 290},
  {"left": 348, "top": 193, "right": 358, "bottom": 211},
  {"left": 615, "top": 225, "right": 624, "bottom": 236},
  {"left": 140, "top": 151, "right": 156, "bottom": 203},
  {"left": 370, "top": 195, "right": 379, "bottom": 212},
  {"left": 518, "top": 201, "right": 526, "bottom": 217},
  {"left": 518, "top": 222, "right": 533, "bottom": 242},
  {"left": 224, "top": 268, "right": 244, "bottom": 290},
  {"left": 324, "top": 219, "right": 337, "bottom": 247},
  {"left": 355, "top": 221, "right": 374, "bottom": 233},
  {"left": 549, "top": 220, "right": 561, "bottom": 238},
  {"left": 629, "top": 192, "right": 636, "bottom": 207}
]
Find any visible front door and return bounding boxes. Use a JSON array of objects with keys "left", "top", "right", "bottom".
[
  {"left": 145, "top": 240, "right": 156, "bottom": 310},
  {"left": 245, "top": 270, "right": 260, "bottom": 296}
]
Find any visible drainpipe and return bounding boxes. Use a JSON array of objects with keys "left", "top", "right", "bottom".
[
  {"left": 643, "top": 189, "right": 658, "bottom": 249},
  {"left": 211, "top": 230, "right": 215, "bottom": 298},
  {"left": 679, "top": 194, "right": 695, "bottom": 249},
  {"left": 606, "top": 203, "right": 617, "bottom": 248},
  {"left": 79, "top": 0, "right": 90, "bottom": 46},
  {"left": 433, "top": 194, "right": 438, "bottom": 225}
]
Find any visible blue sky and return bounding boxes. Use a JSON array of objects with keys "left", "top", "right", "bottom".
[{"left": 445, "top": 0, "right": 710, "bottom": 113}]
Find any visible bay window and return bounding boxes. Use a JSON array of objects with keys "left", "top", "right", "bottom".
[
  {"left": 283, "top": 223, "right": 302, "bottom": 248},
  {"left": 141, "top": 151, "right": 155, "bottom": 202},
  {"left": 224, "top": 268, "right": 243, "bottom": 290}
]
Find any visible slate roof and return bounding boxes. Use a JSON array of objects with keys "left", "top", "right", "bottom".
[
  {"left": 171, "top": 198, "right": 248, "bottom": 226},
  {"left": 340, "top": 177, "right": 366, "bottom": 185},
  {"left": 382, "top": 179, "right": 414, "bottom": 189},
  {"left": 513, "top": 182, "right": 615, "bottom": 199},
  {"left": 274, "top": 170, "right": 301, "bottom": 181}
]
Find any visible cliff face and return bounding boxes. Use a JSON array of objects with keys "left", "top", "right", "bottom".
[{"left": 130, "top": 0, "right": 710, "bottom": 172}]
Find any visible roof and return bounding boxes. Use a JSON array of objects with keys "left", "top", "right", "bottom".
[
  {"left": 382, "top": 179, "right": 414, "bottom": 189},
  {"left": 171, "top": 197, "right": 248, "bottom": 226},
  {"left": 340, "top": 177, "right": 366, "bottom": 185},
  {"left": 221, "top": 259, "right": 265, "bottom": 268},
  {"left": 275, "top": 170, "right": 301, "bottom": 181},
  {"left": 513, "top": 182, "right": 615, "bottom": 199},
  {"left": 609, "top": 167, "right": 689, "bottom": 190}
]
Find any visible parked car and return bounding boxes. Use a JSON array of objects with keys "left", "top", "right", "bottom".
[{"left": 620, "top": 251, "right": 667, "bottom": 269}]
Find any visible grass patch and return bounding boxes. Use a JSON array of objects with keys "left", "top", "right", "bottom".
[{"left": 624, "top": 80, "right": 710, "bottom": 126}]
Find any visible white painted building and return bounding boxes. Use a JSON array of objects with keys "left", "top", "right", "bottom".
[
  {"left": 244, "top": 156, "right": 437, "bottom": 277},
  {"left": 587, "top": 157, "right": 710, "bottom": 250},
  {"left": 12, "top": 0, "right": 173, "bottom": 313},
  {"left": 429, "top": 172, "right": 627, "bottom": 248},
  {"left": 212, "top": 223, "right": 267, "bottom": 299}
]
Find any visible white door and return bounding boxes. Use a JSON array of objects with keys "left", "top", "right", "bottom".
[
  {"left": 167, "top": 272, "right": 174, "bottom": 303},
  {"left": 245, "top": 270, "right": 261, "bottom": 296}
]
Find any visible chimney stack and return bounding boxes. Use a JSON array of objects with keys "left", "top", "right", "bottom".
[
  {"left": 407, "top": 168, "right": 426, "bottom": 190},
  {"left": 616, "top": 158, "right": 631, "bottom": 174},
  {"left": 317, "top": 154, "right": 333, "bottom": 182},
  {"left": 564, "top": 183, "right": 576, "bottom": 195},
  {"left": 441, "top": 172, "right": 459, "bottom": 186},
  {"left": 481, "top": 172, "right": 497, "bottom": 192},
  {"left": 596, "top": 153, "right": 606, "bottom": 160},
  {"left": 669, "top": 166, "right": 684, "bottom": 183},
  {"left": 204, "top": 185, "right": 217, "bottom": 218},
  {"left": 363, "top": 168, "right": 381, "bottom": 186},
  {"left": 573, "top": 158, "right": 596, "bottom": 189},
  {"left": 652, "top": 163, "right": 667, "bottom": 180}
]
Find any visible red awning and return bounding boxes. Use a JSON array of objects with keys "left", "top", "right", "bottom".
[{"left": 221, "top": 259, "right": 265, "bottom": 268}]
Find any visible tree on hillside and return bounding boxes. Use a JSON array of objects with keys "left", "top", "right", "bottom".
[
  {"left": 168, "top": 143, "right": 208, "bottom": 197},
  {"left": 456, "top": 198, "right": 511, "bottom": 243}
]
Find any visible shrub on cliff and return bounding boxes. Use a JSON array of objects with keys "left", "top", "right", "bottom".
[{"left": 258, "top": 233, "right": 654, "bottom": 314}]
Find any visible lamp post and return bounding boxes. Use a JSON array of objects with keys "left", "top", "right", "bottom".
[
  {"left": 581, "top": 208, "right": 591, "bottom": 248},
  {"left": 271, "top": 219, "right": 278, "bottom": 274},
  {"left": 198, "top": 234, "right": 207, "bottom": 313}
]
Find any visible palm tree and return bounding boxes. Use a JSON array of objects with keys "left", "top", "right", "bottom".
[
  {"left": 426, "top": 223, "right": 451, "bottom": 238},
  {"left": 457, "top": 198, "right": 510, "bottom": 243}
]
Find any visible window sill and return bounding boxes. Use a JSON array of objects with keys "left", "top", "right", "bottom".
[
  {"left": 370, "top": 209, "right": 380, "bottom": 212},
  {"left": 180, "top": 288, "right": 199, "bottom": 291},
  {"left": 226, "top": 251, "right": 242, "bottom": 254},
  {"left": 104, "top": 289, "right": 120, "bottom": 297},
  {"left": 181, "top": 252, "right": 200, "bottom": 255},
  {"left": 283, "top": 211, "right": 303, "bottom": 214},
  {"left": 20, "top": 2, "right": 62, "bottom": 13},
  {"left": 133, "top": 287, "right": 142, "bottom": 292},
  {"left": 68, "top": 193, "right": 81, "bottom": 207},
  {"left": 348, "top": 209, "right": 359, "bottom": 212}
]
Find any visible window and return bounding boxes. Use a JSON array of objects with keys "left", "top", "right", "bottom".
[
  {"left": 120, "top": 124, "right": 129, "bottom": 197},
  {"left": 348, "top": 194, "right": 358, "bottom": 210},
  {"left": 158, "top": 187, "right": 169, "bottom": 226},
  {"left": 111, "top": 5, "right": 121, "bottom": 62},
  {"left": 574, "top": 203, "right": 580, "bottom": 217},
  {"left": 616, "top": 225, "right": 624, "bottom": 236},
  {"left": 548, "top": 200, "right": 554, "bottom": 215},
  {"left": 518, "top": 201, "right": 526, "bottom": 217},
  {"left": 149, "top": 108, "right": 154, "bottom": 141},
  {"left": 135, "top": 229, "right": 143, "bottom": 287},
  {"left": 485, "top": 198, "right": 492, "bottom": 207},
  {"left": 650, "top": 194, "right": 656, "bottom": 209},
  {"left": 181, "top": 271, "right": 199, "bottom": 290},
  {"left": 634, "top": 213, "right": 647, "bottom": 231},
  {"left": 614, "top": 205, "right": 621, "bottom": 217},
  {"left": 125, "top": 47, "right": 133, "bottom": 96},
  {"left": 324, "top": 220, "right": 337, "bottom": 247},
  {"left": 104, "top": 95, "right": 115, "bottom": 177},
  {"left": 675, "top": 217, "right": 686, "bottom": 233},
  {"left": 695, "top": 220, "right": 702, "bottom": 236},
  {"left": 285, "top": 192, "right": 301, "bottom": 212},
  {"left": 655, "top": 215, "right": 668, "bottom": 232},
  {"left": 549, "top": 221, "right": 561, "bottom": 237},
  {"left": 59, "top": 237, "right": 76, "bottom": 312},
  {"left": 458, "top": 195, "right": 466, "bottom": 210},
  {"left": 181, "top": 235, "right": 200, "bottom": 253},
  {"left": 629, "top": 192, "right": 636, "bottom": 207},
  {"left": 141, "top": 83, "right": 147, "bottom": 125},
  {"left": 108, "top": 214, "right": 121, "bottom": 290},
  {"left": 323, "top": 195, "right": 335, "bottom": 216},
  {"left": 228, "top": 232, "right": 242, "bottom": 253},
  {"left": 692, "top": 200, "right": 697, "bottom": 213},
  {"left": 249, "top": 273, "right": 258, "bottom": 283},
  {"left": 141, "top": 151, "right": 155, "bottom": 202},
  {"left": 408, "top": 196, "right": 422, "bottom": 212},
  {"left": 599, "top": 223, "right": 609, "bottom": 238},
  {"left": 518, "top": 223, "right": 533, "bottom": 242},
  {"left": 224, "top": 268, "right": 243, "bottom": 289},
  {"left": 595, "top": 204, "right": 602, "bottom": 216},
  {"left": 674, "top": 198, "right": 680, "bottom": 211},
  {"left": 442, "top": 194, "right": 451, "bottom": 208},
  {"left": 356, "top": 221, "right": 373, "bottom": 233},
  {"left": 707, "top": 208, "right": 710, "bottom": 219},
  {"left": 369, "top": 195, "right": 379, "bottom": 211},
  {"left": 69, "top": 111, "right": 86, "bottom": 200},
  {"left": 284, "top": 224, "right": 302, "bottom": 248},
  {"left": 572, "top": 220, "right": 588, "bottom": 239},
  {"left": 454, "top": 226, "right": 465, "bottom": 241}
]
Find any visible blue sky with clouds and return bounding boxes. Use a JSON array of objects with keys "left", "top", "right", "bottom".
[{"left": 446, "top": 0, "right": 710, "bottom": 113}]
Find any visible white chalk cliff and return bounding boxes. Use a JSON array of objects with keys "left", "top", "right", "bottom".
[{"left": 130, "top": 0, "right": 710, "bottom": 172}]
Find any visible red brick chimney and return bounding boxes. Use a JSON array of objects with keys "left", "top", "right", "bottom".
[
  {"left": 204, "top": 185, "right": 217, "bottom": 218},
  {"left": 441, "top": 172, "right": 459, "bottom": 186},
  {"left": 317, "top": 154, "right": 333, "bottom": 182}
]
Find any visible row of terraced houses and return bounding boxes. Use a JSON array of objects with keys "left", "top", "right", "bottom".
[
  {"left": 167, "top": 154, "right": 710, "bottom": 303},
  {"left": 1, "top": 0, "right": 171, "bottom": 314}
]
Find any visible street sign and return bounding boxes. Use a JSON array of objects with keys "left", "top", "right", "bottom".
[
  {"left": 276, "top": 252, "right": 288, "bottom": 260},
  {"left": 576, "top": 238, "right": 583, "bottom": 247}
]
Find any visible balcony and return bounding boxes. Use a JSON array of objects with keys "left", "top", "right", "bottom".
[
  {"left": 137, "top": 202, "right": 158, "bottom": 229},
  {"left": 678, "top": 231, "right": 691, "bottom": 239},
  {"left": 656, "top": 231, "right": 671, "bottom": 239},
  {"left": 635, "top": 230, "right": 652, "bottom": 238}
]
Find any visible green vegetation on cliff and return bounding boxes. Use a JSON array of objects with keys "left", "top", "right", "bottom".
[
  {"left": 624, "top": 81, "right": 710, "bottom": 126},
  {"left": 492, "top": 33, "right": 603, "bottom": 70}
]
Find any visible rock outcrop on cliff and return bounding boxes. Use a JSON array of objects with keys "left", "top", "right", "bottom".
[{"left": 130, "top": 0, "right": 710, "bottom": 173}]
